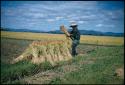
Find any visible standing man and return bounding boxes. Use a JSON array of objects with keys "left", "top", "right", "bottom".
[{"left": 68, "top": 22, "right": 80, "bottom": 56}]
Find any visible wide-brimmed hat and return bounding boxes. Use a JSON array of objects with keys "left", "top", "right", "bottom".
[{"left": 70, "top": 22, "right": 78, "bottom": 27}]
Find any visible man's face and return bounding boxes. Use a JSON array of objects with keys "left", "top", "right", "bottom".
[{"left": 71, "top": 26, "right": 77, "bottom": 29}]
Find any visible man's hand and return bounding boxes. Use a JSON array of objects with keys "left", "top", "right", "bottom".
[
  {"left": 67, "top": 34, "right": 72, "bottom": 37},
  {"left": 66, "top": 35, "right": 70, "bottom": 37}
]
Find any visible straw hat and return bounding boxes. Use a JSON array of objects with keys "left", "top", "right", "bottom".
[{"left": 70, "top": 22, "right": 78, "bottom": 27}]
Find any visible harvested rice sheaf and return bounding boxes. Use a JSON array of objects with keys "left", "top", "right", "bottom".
[
  {"left": 12, "top": 40, "right": 72, "bottom": 66},
  {"left": 60, "top": 25, "right": 72, "bottom": 49}
]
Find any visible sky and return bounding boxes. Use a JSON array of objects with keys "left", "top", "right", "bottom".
[{"left": 1, "top": 1, "right": 124, "bottom": 33}]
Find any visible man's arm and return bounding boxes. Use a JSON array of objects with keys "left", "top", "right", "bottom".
[{"left": 67, "top": 34, "right": 74, "bottom": 40}]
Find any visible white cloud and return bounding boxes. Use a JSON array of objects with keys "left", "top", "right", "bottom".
[
  {"left": 78, "top": 21, "right": 86, "bottom": 24},
  {"left": 46, "top": 19, "right": 55, "bottom": 22},
  {"left": 69, "top": 20, "right": 76, "bottom": 23},
  {"left": 28, "top": 13, "right": 45, "bottom": 18},
  {"left": 81, "top": 15, "right": 95, "bottom": 19},
  {"left": 96, "top": 24, "right": 103, "bottom": 27},
  {"left": 55, "top": 16, "right": 63, "bottom": 20},
  {"left": 96, "top": 23, "right": 114, "bottom": 28},
  {"left": 104, "top": 25, "right": 115, "bottom": 27}
]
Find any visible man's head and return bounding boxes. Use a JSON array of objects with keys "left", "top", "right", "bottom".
[{"left": 70, "top": 22, "right": 78, "bottom": 29}]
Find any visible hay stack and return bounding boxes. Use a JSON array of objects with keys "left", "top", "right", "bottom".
[{"left": 12, "top": 40, "right": 72, "bottom": 66}]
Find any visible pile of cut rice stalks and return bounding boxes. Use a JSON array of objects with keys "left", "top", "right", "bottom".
[{"left": 12, "top": 40, "right": 72, "bottom": 66}]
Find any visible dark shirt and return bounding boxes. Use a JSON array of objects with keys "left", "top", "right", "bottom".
[{"left": 70, "top": 28, "right": 80, "bottom": 41}]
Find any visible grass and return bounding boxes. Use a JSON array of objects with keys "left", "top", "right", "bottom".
[
  {"left": 1, "top": 60, "right": 53, "bottom": 84},
  {"left": 49, "top": 46, "right": 124, "bottom": 84},
  {"left": 1, "top": 60, "right": 35, "bottom": 83},
  {"left": 1, "top": 31, "right": 124, "bottom": 46},
  {"left": 1, "top": 31, "right": 124, "bottom": 84}
]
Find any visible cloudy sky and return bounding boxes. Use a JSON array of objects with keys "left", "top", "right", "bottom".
[{"left": 1, "top": 1, "right": 124, "bottom": 33}]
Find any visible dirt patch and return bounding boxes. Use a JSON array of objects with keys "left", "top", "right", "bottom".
[
  {"left": 21, "top": 70, "right": 59, "bottom": 84},
  {"left": 115, "top": 68, "right": 124, "bottom": 78},
  {"left": 79, "top": 58, "right": 96, "bottom": 65},
  {"left": 77, "top": 44, "right": 96, "bottom": 54},
  {"left": 61, "top": 64, "right": 79, "bottom": 73}
]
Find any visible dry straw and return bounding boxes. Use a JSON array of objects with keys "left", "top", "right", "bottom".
[
  {"left": 60, "top": 25, "right": 72, "bottom": 49},
  {"left": 12, "top": 40, "right": 72, "bottom": 66}
]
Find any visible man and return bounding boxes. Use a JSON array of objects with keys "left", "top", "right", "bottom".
[{"left": 68, "top": 22, "right": 80, "bottom": 56}]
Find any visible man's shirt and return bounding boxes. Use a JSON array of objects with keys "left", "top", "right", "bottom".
[{"left": 70, "top": 28, "right": 80, "bottom": 41}]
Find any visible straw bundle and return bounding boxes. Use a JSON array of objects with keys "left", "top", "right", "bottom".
[
  {"left": 12, "top": 40, "right": 72, "bottom": 66},
  {"left": 60, "top": 25, "right": 72, "bottom": 49}
]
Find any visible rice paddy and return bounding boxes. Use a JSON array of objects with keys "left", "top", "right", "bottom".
[{"left": 1, "top": 31, "right": 124, "bottom": 46}]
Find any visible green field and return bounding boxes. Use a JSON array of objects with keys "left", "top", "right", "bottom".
[{"left": 1, "top": 31, "right": 124, "bottom": 84}]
